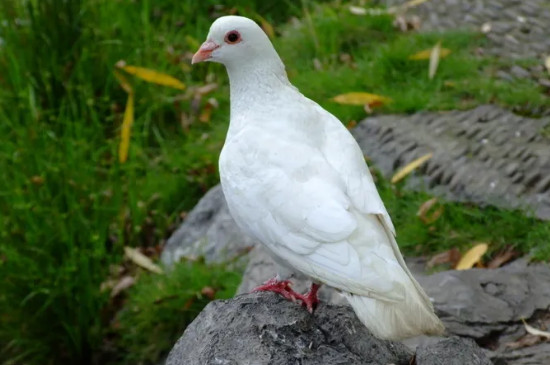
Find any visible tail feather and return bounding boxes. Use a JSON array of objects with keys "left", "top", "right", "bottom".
[{"left": 344, "top": 287, "right": 445, "bottom": 340}]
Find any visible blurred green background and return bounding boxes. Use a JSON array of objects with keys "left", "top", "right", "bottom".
[{"left": 1, "top": 0, "right": 549, "bottom": 364}]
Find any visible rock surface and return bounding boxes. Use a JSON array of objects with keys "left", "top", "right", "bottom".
[
  {"left": 415, "top": 337, "right": 492, "bottom": 365},
  {"left": 238, "top": 249, "right": 550, "bottom": 364},
  {"left": 381, "top": 0, "right": 550, "bottom": 60},
  {"left": 166, "top": 292, "right": 492, "bottom": 365},
  {"left": 353, "top": 105, "right": 550, "bottom": 220},
  {"left": 160, "top": 185, "right": 255, "bottom": 266}
]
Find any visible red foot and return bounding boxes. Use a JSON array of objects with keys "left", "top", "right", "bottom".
[
  {"left": 252, "top": 278, "right": 300, "bottom": 301},
  {"left": 252, "top": 279, "right": 321, "bottom": 313},
  {"left": 294, "top": 283, "right": 321, "bottom": 313}
]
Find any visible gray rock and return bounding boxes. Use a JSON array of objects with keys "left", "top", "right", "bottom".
[
  {"left": 166, "top": 292, "right": 412, "bottom": 365},
  {"left": 415, "top": 337, "right": 492, "bottom": 365},
  {"left": 166, "top": 292, "right": 493, "bottom": 365},
  {"left": 160, "top": 185, "right": 256, "bottom": 266},
  {"left": 352, "top": 105, "right": 550, "bottom": 220},
  {"left": 380, "top": 0, "right": 550, "bottom": 60}
]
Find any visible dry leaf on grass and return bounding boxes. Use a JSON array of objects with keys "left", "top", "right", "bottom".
[
  {"left": 429, "top": 41, "right": 442, "bottom": 79},
  {"left": 545, "top": 56, "right": 550, "bottom": 74},
  {"left": 455, "top": 243, "right": 488, "bottom": 270},
  {"left": 124, "top": 246, "right": 164, "bottom": 274},
  {"left": 417, "top": 197, "right": 444, "bottom": 224},
  {"left": 331, "top": 92, "right": 392, "bottom": 107},
  {"left": 409, "top": 47, "right": 451, "bottom": 60},
  {"left": 199, "top": 98, "right": 219, "bottom": 123},
  {"left": 427, "top": 248, "right": 461, "bottom": 268},
  {"left": 116, "top": 62, "right": 186, "bottom": 90},
  {"left": 118, "top": 92, "right": 134, "bottom": 163},
  {"left": 391, "top": 153, "right": 433, "bottom": 183},
  {"left": 487, "top": 246, "right": 518, "bottom": 269},
  {"left": 110, "top": 275, "right": 136, "bottom": 298},
  {"left": 522, "top": 318, "right": 550, "bottom": 339}
]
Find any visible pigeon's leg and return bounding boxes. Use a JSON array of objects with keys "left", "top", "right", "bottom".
[
  {"left": 252, "top": 277, "right": 301, "bottom": 301},
  {"left": 294, "top": 283, "right": 321, "bottom": 313}
]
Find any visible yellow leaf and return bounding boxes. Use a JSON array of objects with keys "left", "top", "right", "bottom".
[
  {"left": 545, "top": 56, "right": 550, "bottom": 74},
  {"left": 124, "top": 246, "right": 164, "bottom": 274},
  {"left": 118, "top": 92, "right": 134, "bottom": 163},
  {"left": 429, "top": 41, "right": 442, "bottom": 79},
  {"left": 455, "top": 243, "right": 489, "bottom": 270},
  {"left": 331, "top": 92, "right": 392, "bottom": 106},
  {"left": 391, "top": 152, "right": 433, "bottom": 183},
  {"left": 522, "top": 318, "right": 550, "bottom": 339},
  {"left": 389, "top": 0, "right": 433, "bottom": 13},
  {"left": 118, "top": 64, "right": 185, "bottom": 90},
  {"left": 416, "top": 197, "right": 444, "bottom": 224},
  {"left": 114, "top": 70, "right": 133, "bottom": 94},
  {"left": 409, "top": 47, "right": 451, "bottom": 60}
]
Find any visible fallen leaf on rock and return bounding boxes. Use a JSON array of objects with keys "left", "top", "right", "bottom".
[
  {"left": 391, "top": 153, "right": 433, "bottom": 183},
  {"left": 522, "top": 318, "right": 550, "bottom": 339},
  {"left": 331, "top": 92, "right": 392, "bottom": 107},
  {"left": 409, "top": 47, "right": 451, "bottom": 60},
  {"left": 124, "top": 246, "right": 164, "bottom": 274},
  {"left": 487, "top": 246, "right": 518, "bottom": 269},
  {"left": 427, "top": 248, "right": 461, "bottom": 268},
  {"left": 481, "top": 22, "right": 492, "bottom": 33},
  {"left": 429, "top": 41, "right": 442, "bottom": 79},
  {"left": 455, "top": 243, "right": 488, "bottom": 270},
  {"left": 388, "top": 0, "right": 433, "bottom": 14},
  {"left": 417, "top": 197, "right": 444, "bottom": 224},
  {"left": 505, "top": 334, "right": 542, "bottom": 350}
]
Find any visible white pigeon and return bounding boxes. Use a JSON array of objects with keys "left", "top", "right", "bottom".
[{"left": 192, "top": 15, "right": 445, "bottom": 340}]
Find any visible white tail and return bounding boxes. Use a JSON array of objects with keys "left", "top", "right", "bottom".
[
  {"left": 344, "top": 285, "right": 445, "bottom": 340},
  {"left": 343, "top": 213, "right": 445, "bottom": 340}
]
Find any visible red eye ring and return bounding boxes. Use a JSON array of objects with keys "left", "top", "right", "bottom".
[{"left": 224, "top": 30, "right": 241, "bottom": 44}]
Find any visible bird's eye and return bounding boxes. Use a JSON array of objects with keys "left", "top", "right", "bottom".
[{"left": 224, "top": 30, "right": 241, "bottom": 44}]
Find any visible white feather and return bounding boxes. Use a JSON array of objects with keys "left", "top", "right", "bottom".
[{"left": 203, "top": 15, "right": 444, "bottom": 339}]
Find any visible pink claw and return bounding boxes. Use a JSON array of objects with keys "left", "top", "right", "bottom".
[
  {"left": 252, "top": 278, "right": 321, "bottom": 313},
  {"left": 294, "top": 283, "right": 321, "bottom": 313}
]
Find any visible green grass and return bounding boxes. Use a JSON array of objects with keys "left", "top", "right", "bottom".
[
  {"left": 114, "top": 259, "right": 242, "bottom": 365},
  {"left": 0, "top": 0, "right": 549, "bottom": 364},
  {"left": 374, "top": 172, "right": 550, "bottom": 261}
]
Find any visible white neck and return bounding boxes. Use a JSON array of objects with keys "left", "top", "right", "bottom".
[{"left": 225, "top": 52, "right": 291, "bottom": 118}]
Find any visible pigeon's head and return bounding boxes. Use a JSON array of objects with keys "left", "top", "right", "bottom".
[{"left": 192, "top": 16, "right": 277, "bottom": 68}]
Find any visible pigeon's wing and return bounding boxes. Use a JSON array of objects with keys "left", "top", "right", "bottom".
[
  {"left": 313, "top": 104, "right": 433, "bottom": 303},
  {"left": 321, "top": 117, "right": 396, "bottom": 235},
  {"left": 224, "top": 123, "right": 405, "bottom": 301}
]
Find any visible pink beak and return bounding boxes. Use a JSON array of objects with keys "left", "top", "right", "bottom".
[{"left": 191, "top": 40, "right": 220, "bottom": 64}]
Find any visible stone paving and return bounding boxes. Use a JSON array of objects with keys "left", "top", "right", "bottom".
[
  {"left": 353, "top": 105, "right": 550, "bottom": 220},
  {"left": 383, "top": 0, "right": 550, "bottom": 60}
]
